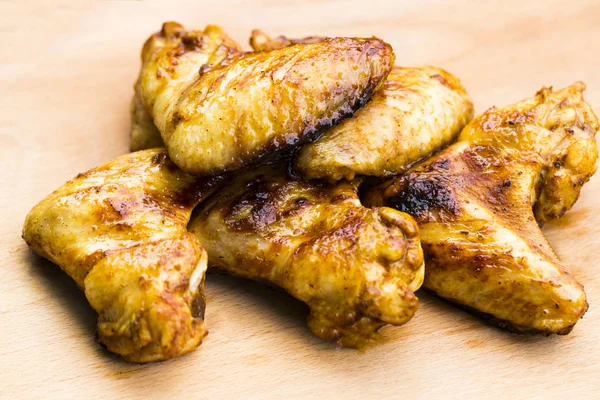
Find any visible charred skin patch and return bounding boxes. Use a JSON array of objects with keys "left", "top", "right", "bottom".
[
  {"left": 224, "top": 173, "right": 327, "bottom": 232},
  {"left": 387, "top": 175, "right": 459, "bottom": 221},
  {"left": 386, "top": 157, "right": 461, "bottom": 222},
  {"left": 368, "top": 83, "right": 596, "bottom": 336}
]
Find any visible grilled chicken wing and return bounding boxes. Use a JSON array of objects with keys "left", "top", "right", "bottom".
[
  {"left": 188, "top": 163, "right": 424, "bottom": 347},
  {"left": 137, "top": 22, "right": 394, "bottom": 175},
  {"left": 130, "top": 22, "right": 243, "bottom": 152},
  {"left": 249, "top": 31, "right": 474, "bottom": 181},
  {"left": 23, "top": 149, "right": 223, "bottom": 362},
  {"left": 366, "top": 83, "right": 598, "bottom": 334}
]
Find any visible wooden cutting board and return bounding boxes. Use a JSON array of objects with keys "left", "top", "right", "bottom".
[{"left": 2, "top": 1, "right": 599, "bottom": 398}]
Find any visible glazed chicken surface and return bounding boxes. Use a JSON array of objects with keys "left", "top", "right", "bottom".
[
  {"left": 130, "top": 22, "right": 243, "bottom": 152},
  {"left": 366, "top": 83, "right": 598, "bottom": 334},
  {"left": 188, "top": 163, "right": 424, "bottom": 347},
  {"left": 23, "top": 149, "right": 224, "bottom": 362},
  {"left": 249, "top": 31, "right": 474, "bottom": 181},
  {"left": 136, "top": 22, "right": 394, "bottom": 176}
]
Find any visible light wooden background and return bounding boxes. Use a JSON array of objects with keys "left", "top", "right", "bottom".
[{"left": 1, "top": 0, "right": 599, "bottom": 398}]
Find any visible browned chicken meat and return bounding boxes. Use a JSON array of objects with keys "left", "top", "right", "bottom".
[
  {"left": 136, "top": 22, "right": 394, "bottom": 175},
  {"left": 366, "top": 82, "right": 598, "bottom": 334},
  {"left": 130, "top": 22, "right": 243, "bottom": 152},
  {"left": 22, "top": 149, "right": 224, "bottom": 362},
  {"left": 249, "top": 30, "right": 474, "bottom": 181},
  {"left": 188, "top": 163, "right": 424, "bottom": 347}
]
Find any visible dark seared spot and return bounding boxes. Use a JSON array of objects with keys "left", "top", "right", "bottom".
[
  {"left": 225, "top": 178, "right": 280, "bottom": 231},
  {"left": 427, "top": 158, "right": 451, "bottom": 171},
  {"left": 181, "top": 34, "right": 205, "bottom": 51},
  {"left": 151, "top": 152, "right": 169, "bottom": 166},
  {"left": 251, "top": 202, "right": 277, "bottom": 224},
  {"left": 171, "top": 174, "right": 227, "bottom": 209},
  {"left": 387, "top": 173, "right": 460, "bottom": 221}
]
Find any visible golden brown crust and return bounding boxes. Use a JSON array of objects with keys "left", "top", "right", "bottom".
[
  {"left": 130, "top": 22, "right": 243, "bottom": 152},
  {"left": 22, "top": 149, "right": 223, "bottom": 362},
  {"left": 87, "top": 234, "right": 208, "bottom": 362},
  {"left": 295, "top": 66, "right": 474, "bottom": 180},
  {"left": 366, "top": 82, "right": 597, "bottom": 334},
  {"left": 189, "top": 163, "right": 424, "bottom": 347},
  {"left": 137, "top": 22, "right": 394, "bottom": 175},
  {"left": 249, "top": 31, "right": 474, "bottom": 181}
]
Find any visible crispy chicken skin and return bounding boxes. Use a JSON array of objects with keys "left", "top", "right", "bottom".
[
  {"left": 130, "top": 22, "right": 243, "bottom": 152},
  {"left": 249, "top": 31, "right": 474, "bottom": 181},
  {"left": 188, "top": 163, "right": 424, "bottom": 347},
  {"left": 22, "top": 149, "right": 224, "bottom": 362},
  {"left": 296, "top": 67, "right": 473, "bottom": 180},
  {"left": 137, "top": 22, "right": 394, "bottom": 175},
  {"left": 366, "top": 83, "right": 598, "bottom": 334}
]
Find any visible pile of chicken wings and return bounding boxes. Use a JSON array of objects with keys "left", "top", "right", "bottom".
[{"left": 23, "top": 22, "right": 598, "bottom": 363}]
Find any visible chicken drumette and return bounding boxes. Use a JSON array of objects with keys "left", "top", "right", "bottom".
[
  {"left": 189, "top": 163, "right": 424, "bottom": 347},
  {"left": 23, "top": 149, "right": 223, "bottom": 362}
]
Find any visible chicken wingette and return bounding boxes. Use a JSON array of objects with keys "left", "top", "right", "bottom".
[
  {"left": 22, "top": 149, "right": 224, "bottom": 362},
  {"left": 366, "top": 82, "right": 598, "bottom": 334},
  {"left": 188, "top": 163, "right": 424, "bottom": 347},
  {"left": 249, "top": 30, "right": 474, "bottom": 181},
  {"left": 130, "top": 22, "right": 243, "bottom": 152},
  {"left": 136, "top": 22, "right": 394, "bottom": 176}
]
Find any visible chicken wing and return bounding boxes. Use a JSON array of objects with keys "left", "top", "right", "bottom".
[
  {"left": 188, "top": 163, "right": 423, "bottom": 347},
  {"left": 23, "top": 149, "right": 224, "bottom": 362},
  {"left": 137, "top": 22, "right": 394, "bottom": 175},
  {"left": 130, "top": 22, "right": 243, "bottom": 152},
  {"left": 366, "top": 82, "right": 598, "bottom": 334},
  {"left": 249, "top": 30, "right": 474, "bottom": 181}
]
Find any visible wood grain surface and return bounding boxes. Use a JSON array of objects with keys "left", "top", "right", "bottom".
[{"left": 1, "top": 0, "right": 599, "bottom": 398}]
